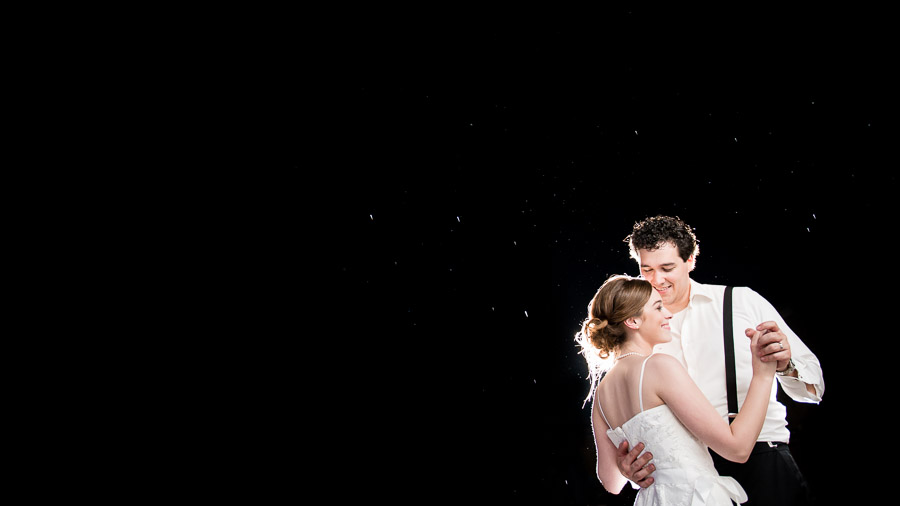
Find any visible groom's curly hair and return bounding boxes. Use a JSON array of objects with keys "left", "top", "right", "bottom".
[{"left": 625, "top": 215, "right": 699, "bottom": 265}]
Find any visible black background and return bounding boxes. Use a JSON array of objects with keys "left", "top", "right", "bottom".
[{"left": 313, "top": 9, "right": 894, "bottom": 504}]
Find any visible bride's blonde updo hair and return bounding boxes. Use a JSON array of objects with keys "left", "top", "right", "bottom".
[{"left": 574, "top": 274, "right": 653, "bottom": 404}]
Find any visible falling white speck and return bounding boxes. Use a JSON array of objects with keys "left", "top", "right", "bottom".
[
  {"left": 524, "top": 310, "right": 529, "bottom": 317},
  {"left": 813, "top": 213, "right": 816, "bottom": 219},
  {"left": 807, "top": 228, "right": 810, "bottom": 232},
  {"left": 369, "top": 214, "right": 373, "bottom": 220},
  {"left": 513, "top": 241, "right": 517, "bottom": 246},
  {"left": 533, "top": 379, "right": 537, "bottom": 384},
  {"left": 457, "top": 216, "right": 461, "bottom": 222},
  {"left": 634, "top": 130, "right": 638, "bottom": 135}
]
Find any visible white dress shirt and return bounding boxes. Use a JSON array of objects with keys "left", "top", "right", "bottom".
[{"left": 654, "top": 279, "right": 824, "bottom": 443}]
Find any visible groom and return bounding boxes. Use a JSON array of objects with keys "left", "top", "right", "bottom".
[{"left": 615, "top": 216, "right": 822, "bottom": 505}]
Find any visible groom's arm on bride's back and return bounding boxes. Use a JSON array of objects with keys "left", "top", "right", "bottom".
[
  {"left": 615, "top": 440, "right": 655, "bottom": 489},
  {"left": 591, "top": 395, "right": 649, "bottom": 493}
]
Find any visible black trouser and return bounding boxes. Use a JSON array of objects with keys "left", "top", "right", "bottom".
[{"left": 710, "top": 442, "right": 813, "bottom": 506}]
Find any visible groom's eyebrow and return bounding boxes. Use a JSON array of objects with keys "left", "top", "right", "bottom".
[{"left": 642, "top": 262, "right": 677, "bottom": 269}]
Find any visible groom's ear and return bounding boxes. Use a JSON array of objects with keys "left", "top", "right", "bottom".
[{"left": 686, "top": 255, "right": 695, "bottom": 272}]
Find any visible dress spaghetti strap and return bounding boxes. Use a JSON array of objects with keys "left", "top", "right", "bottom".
[
  {"left": 638, "top": 355, "right": 653, "bottom": 413},
  {"left": 596, "top": 394, "right": 613, "bottom": 430}
]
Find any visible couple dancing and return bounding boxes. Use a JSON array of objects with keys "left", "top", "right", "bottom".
[{"left": 576, "top": 216, "right": 823, "bottom": 505}]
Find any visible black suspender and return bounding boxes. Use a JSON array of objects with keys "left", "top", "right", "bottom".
[{"left": 723, "top": 286, "right": 739, "bottom": 424}]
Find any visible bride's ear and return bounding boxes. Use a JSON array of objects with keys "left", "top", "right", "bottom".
[{"left": 624, "top": 317, "right": 641, "bottom": 330}]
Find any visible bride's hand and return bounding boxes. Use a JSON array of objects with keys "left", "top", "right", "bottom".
[{"left": 746, "top": 328, "right": 777, "bottom": 376}]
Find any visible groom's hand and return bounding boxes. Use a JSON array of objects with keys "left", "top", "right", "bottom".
[
  {"left": 746, "top": 321, "right": 792, "bottom": 372},
  {"left": 615, "top": 441, "right": 655, "bottom": 488}
]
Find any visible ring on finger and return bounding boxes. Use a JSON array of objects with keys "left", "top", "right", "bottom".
[{"left": 778, "top": 341, "right": 784, "bottom": 350}]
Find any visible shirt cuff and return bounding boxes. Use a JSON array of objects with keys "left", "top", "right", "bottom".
[{"left": 776, "top": 367, "right": 822, "bottom": 403}]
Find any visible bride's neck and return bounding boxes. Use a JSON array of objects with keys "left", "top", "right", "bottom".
[{"left": 619, "top": 335, "right": 653, "bottom": 357}]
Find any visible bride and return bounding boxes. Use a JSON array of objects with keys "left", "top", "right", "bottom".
[{"left": 576, "top": 275, "right": 776, "bottom": 505}]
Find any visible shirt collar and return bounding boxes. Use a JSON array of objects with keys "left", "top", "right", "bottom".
[{"left": 686, "top": 278, "right": 716, "bottom": 308}]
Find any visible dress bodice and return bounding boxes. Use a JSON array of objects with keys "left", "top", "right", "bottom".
[{"left": 597, "top": 356, "right": 747, "bottom": 505}]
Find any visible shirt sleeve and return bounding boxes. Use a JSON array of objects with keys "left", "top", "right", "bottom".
[{"left": 743, "top": 288, "right": 824, "bottom": 404}]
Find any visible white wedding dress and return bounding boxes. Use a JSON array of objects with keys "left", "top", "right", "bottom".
[{"left": 597, "top": 356, "right": 747, "bottom": 505}]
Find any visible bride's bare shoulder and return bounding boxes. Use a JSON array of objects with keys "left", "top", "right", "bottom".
[{"left": 644, "top": 353, "right": 689, "bottom": 378}]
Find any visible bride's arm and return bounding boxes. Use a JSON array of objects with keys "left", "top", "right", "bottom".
[
  {"left": 645, "top": 331, "right": 776, "bottom": 463},
  {"left": 591, "top": 395, "right": 629, "bottom": 493}
]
